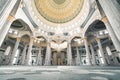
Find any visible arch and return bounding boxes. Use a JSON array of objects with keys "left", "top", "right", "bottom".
[
  {"left": 71, "top": 36, "right": 83, "bottom": 46},
  {"left": 83, "top": 19, "right": 106, "bottom": 37},
  {"left": 9, "top": 18, "right": 34, "bottom": 38},
  {"left": 71, "top": 36, "right": 81, "bottom": 42},
  {"left": 21, "top": 34, "right": 30, "bottom": 44}
]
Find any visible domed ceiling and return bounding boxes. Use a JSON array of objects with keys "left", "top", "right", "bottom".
[{"left": 34, "top": 0, "right": 84, "bottom": 23}]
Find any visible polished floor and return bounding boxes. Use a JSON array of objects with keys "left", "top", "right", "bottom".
[{"left": 0, "top": 66, "right": 120, "bottom": 80}]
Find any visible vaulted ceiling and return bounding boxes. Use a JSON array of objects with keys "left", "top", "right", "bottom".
[{"left": 34, "top": 0, "right": 84, "bottom": 23}]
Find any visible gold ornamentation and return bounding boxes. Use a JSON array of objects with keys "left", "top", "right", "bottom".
[
  {"left": 7, "top": 15, "right": 15, "bottom": 22},
  {"left": 34, "top": 0, "right": 84, "bottom": 23}
]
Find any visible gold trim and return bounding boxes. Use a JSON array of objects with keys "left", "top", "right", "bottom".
[
  {"left": 7, "top": 15, "right": 15, "bottom": 22},
  {"left": 101, "top": 16, "right": 108, "bottom": 23}
]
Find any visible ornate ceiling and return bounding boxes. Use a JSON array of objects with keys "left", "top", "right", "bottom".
[{"left": 34, "top": 0, "right": 84, "bottom": 23}]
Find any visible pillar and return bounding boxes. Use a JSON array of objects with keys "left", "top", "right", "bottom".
[
  {"left": 25, "top": 37, "right": 34, "bottom": 65},
  {"left": 102, "top": 17, "right": 120, "bottom": 52},
  {"left": 10, "top": 37, "right": 21, "bottom": 65},
  {"left": 106, "top": 46, "right": 118, "bottom": 64},
  {"left": 90, "top": 43, "right": 97, "bottom": 65},
  {"left": 61, "top": 52, "right": 65, "bottom": 65},
  {"left": 53, "top": 52, "right": 57, "bottom": 65},
  {"left": 98, "top": 0, "right": 120, "bottom": 41},
  {"left": 44, "top": 42, "right": 51, "bottom": 66},
  {"left": 4, "top": 46, "right": 11, "bottom": 56},
  {"left": 96, "top": 38, "right": 107, "bottom": 65},
  {"left": 0, "top": 16, "right": 15, "bottom": 47},
  {"left": 4, "top": 46, "right": 11, "bottom": 64},
  {"left": 21, "top": 44, "right": 27, "bottom": 65},
  {"left": 37, "top": 47, "right": 42, "bottom": 65},
  {"left": 67, "top": 43, "right": 72, "bottom": 65},
  {"left": 84, "top": 38, "right": 91, "bottom": 65},
  {"left": 105, "top": 49, "right": 111, "bottom": 65},
  {"left": 76, "top": 47, "right": 82, "bottom": 65}
]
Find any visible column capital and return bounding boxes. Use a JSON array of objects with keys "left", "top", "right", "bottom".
[
  {"left": 7, "top": 15, "right": 15, "bottom": 22},
  {"left": 82, "top": 37, "right": 87, "bottom": 40},
  {"left": 95, "top": 38, "right": 100, "bottom": 42},
  {"left": 88, "top": 42, "right": 92, "bottom": 45},
  {"left": 24, "top": 42, "right": 28, "bottom": 46},
  {"left": 16, "top": 37, "right": 21, "bottom": 41},
  {"left": 30, "top": 36, "right": 34, "bottom": 40},
  {"left": 101, "top": 16, "right": 108, "bottom": 23}
]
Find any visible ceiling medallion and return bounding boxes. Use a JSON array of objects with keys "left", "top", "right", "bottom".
[{"left": 34, "top": 0, "right": 84, "bottom": 23}]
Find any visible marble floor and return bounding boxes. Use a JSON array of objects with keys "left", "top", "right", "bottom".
[{"left": 0, "top": 66, "right": 120, "bottom": 80}]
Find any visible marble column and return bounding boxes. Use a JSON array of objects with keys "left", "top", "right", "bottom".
[
  {"left": 25, "top": 37, "right": 33, "bottom": 65},
  {"left": 76, "top": 47, "right": 82, "bottom": 65},
  {"left": 44, "top": 43, "right": 51, "bottom": 66},
  {"left": 0, "top": 16, "right": 15, "bottom": 47},
  {"left": 53, "top": 52, "right": 57, "bottom": 65},
  {"left": 37, "top": 47, "right": 42, "bottom": 65},
  {"left": 67, "top": 43, "right": 72, "bottom": 66},
  {"left": 21, "top": 44, "right": 27, "bottom": 65},
  {"left": 4, "top": 46, "right": 11, "bottom": 64},
  {"left": 98, "top": 0, "right": 120, "bottom": 41},
  {"left": 105, "top": 50, "right": 111, "bottom": 65},
  {"left": 10, "top": 37, "right": 21, "bottom": 65},
  {"left": 90, "top": 43, "right": 97, "bottom": 65},
  {"left": 106, "top": 46, "right": 118, "bottom": 64},
  {"left": 96, "top": 38, "right": 107, "bottom": 65},
  {"left": 4, "top": 46, "right": 11, "bottom": 56},
  {"left": 102, "top": 17, "right": 120, "bottom": 53},
  {"left": 84, "top": 38, "right": 91, "bottom": 65},
  {"left": 61, "top": 52, "right": 65, "bottom": 65}
]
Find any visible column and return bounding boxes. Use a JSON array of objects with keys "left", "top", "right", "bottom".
[
  {"left": 25, "top": 37, "right": 33, "bottom": 65},
  {"left": 102, "top": 17, "right": 120, "bottom": 52},
  {"left": 37, "top": 47, "right": 42, "bottom": 65},
  {"left": 84, "top": 38, "right": 91, "bottom": 65},
  {"left": 0, "top": 16, "right": 15, "bottom": 47},
  {"left": 10, "top": 37, "right": 21, "bottom": 65},
  {"left": 76, "top": 47, "right": 82, "bottom": 65},
  {"left": 96, "top": 38, "right": 107, "bottom": 65},
  {"left": 98, "top": 0, "right": 120, "bottom": 41},
  {"left": 106, "top": 46, "right": 118, "bottom": 64},
  {"left": 21, "top": 44, "right": 27, "bottom": 65},
  {"left": 105, "top": 50, "right": 111, "bottom": 65},
  {"left": 61, "top": 52, "right": 65, "bottom": 65},
  {"left": 4, "top": 46, "right": 11, "bottom": 56},
  {"left": 44, "top": 42, "right": 51, "bottom": 66},
  {"left": 67, "top": 43, "right": 72, "bottom": 66},
  {"left": 90, "top": 43, "right": 97, "bottom": 65},
  {"left": 53, "top": 52, "right": 57, "bottom": 65},
  {"left": 4, "top": 46, "right": 11, "bottom": 64}
]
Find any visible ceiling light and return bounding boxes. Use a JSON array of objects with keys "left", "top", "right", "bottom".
[
  {"left": 37, "top": 40, "right": 40, "bottom": 43},
  {"left": 41, "top": 31, "right": 44, "bottom": 34},
  {"left": 34, "top": 39, "right": 37, "bottom": 42},
  {"left": 104, "top": 30, "right": 108, "bottom": 34},
  {"left": 37, "top": 19, "right": 40, "bottom": 22},
  {"left": 34, "top": 16, "right": 37, "bottom": 19},
  {"left": 44, "top": 24, "right": 46, "bottom": 27},
  {"left": 99, "top": 31, "right": 103, "bottom": 35},
  {"left": 40, "top": 22, "right": 43, "bottom": 25},
  {"left": 47, "top": 26, "right": 50, "bottom": 29},
  {"left": 38, "top": 29, "right": 41, "bottom": 32},
  {"left": 81, "top": 16, "right": 84, "bottom": 20},
  {"left": 9, "top": 29, "right": 12, "bottom": 33},
  {"left": 14, "top": 31, "right": 18, "bottom": 35},
  {"left": 32, "top": 12, "right": 34, "bottom": 15}
]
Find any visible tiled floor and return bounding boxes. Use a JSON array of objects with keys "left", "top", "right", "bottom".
[{"left": 0, "top": 66, "right": 120, "bottom": 80}]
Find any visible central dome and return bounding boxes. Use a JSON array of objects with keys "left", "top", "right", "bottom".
[
  {"left": 34, "top": 0, "right": 84, "bottom": 23},
  {"left": 53, "top": 0, "right": 66, "bottom": 4}
]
